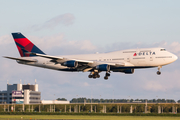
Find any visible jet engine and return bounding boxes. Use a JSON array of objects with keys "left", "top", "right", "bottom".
[
  {"left": 62, "top": 60, "right": 78, "bottom": 67},
  {"left": 96, "top": 64, "right": 110, "bottom": 71},
  {"left": 123, "top": 69, "right": 134, "bottom": 74}
]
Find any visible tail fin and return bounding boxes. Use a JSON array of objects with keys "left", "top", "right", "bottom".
[{"left": 12, "top": 32, "right": 45, "bottom": 57}]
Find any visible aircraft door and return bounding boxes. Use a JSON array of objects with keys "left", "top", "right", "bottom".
[
  {"left": 150, "top": 57, "right": 153, "bottom": 61},
  {"left": 127, "top": 57, "right": 130, "bottom": 62}
]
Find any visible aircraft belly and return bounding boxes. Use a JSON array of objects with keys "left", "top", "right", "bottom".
[
  {"left": 137, "top": 61, "right": 147, "bottom": 66},
  {"left": 111, "top": 66, "right": 155, "bottom": 71},
  {"left": 151, "top": 58, "right": 166, "bottom": 66}
]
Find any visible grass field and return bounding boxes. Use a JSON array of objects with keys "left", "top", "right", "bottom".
[{"left": 0, "top": 115, "right": 180, "bottom": 120}]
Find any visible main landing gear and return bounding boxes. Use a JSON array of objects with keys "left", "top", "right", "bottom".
[
  {"left": 88, "top": 71, "right": 111, "bottom": 80},
  {"left": 157, "top": 66, "right": 162, "bottom": 75},
  {"left": 88, "top": 71, "right": 100, "bottom": 79}
]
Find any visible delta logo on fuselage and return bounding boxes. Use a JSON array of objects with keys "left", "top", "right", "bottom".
[{"left": 133, "top": 52, "right": 156, "bottom": 56}]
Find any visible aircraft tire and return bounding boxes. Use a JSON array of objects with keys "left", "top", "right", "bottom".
[
  {"left": 157, "top": 71, "right": 161, "bottom": 75},
  {"left": 104, "top": 76, "right": 108, "bottom": 80},
  {"left": 88, "top": 75, "right": 93, "bottom": 78},
  {"left": 97, "top": 74, "right": 100, "bottom": 78},
  {"left": 106, "top": 73, "right": 110, "bottom": 76},
  {"left": 93, "top": 75, "right": 96, "bottom": 79}
]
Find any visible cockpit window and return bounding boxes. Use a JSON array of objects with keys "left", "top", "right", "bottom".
[{"left": 160, "top": 49, "right": 166, "bottom": 51}]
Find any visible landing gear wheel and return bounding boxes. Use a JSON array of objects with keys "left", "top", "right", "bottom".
[
  {"left": 97, "top": 74, "right": 100, "bottom": 78},
  {"left": 93, "top": 75, "right": 96, "bottom": 79},
  {"left": 106, "top": 73, "right": 110, "bottom": 77},
  {"left": 88, "top": 71, "right": 100, "bottom": 79},
  {"left": 88, "top": 75, "right": 92, "bottom": 78},
  {"left": 104, "top": 76, "right": 108, "bottom": 80},
  {"left": 157, "top": 71, "right": 161, "bottom": 75}
]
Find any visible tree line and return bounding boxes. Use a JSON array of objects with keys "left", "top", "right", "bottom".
[
  {"left": 56, "top": 97, "right": 177, "bottom": 103},
  {"left": 1, "top": 104, "right": 180, "bottom": 113}
]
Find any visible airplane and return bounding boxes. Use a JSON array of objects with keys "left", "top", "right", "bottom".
[{"left": 4, "top": 32, "right": 178, "bottom": 80}]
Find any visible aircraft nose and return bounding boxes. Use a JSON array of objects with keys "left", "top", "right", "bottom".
[{"left": 174, "top": 54, "right": 178, "bottom": 61}]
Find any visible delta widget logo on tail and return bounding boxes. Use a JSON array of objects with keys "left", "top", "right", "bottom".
[
  {"left": 12, "top": 33, "right": 45, "bottom": 57},
  {"left": 133, "top": 52, "right": 156, "bottom": 56}
]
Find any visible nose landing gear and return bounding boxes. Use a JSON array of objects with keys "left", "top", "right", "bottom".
[
  {"left": 157, "top": 71, "right": 161, "bottom": 75},
  {"left": 157, "top": 66, "right": 162, "bottom": 75},
  {"left": 104, "top": 72, "right": 110, "bottom": 80}
]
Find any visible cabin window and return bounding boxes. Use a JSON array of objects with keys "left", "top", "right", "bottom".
[
  {"left": 160, "top": 49, "right": 166, "bottom": 51},
  {"left": 156, "top": 56, "right": 172, "bottom": 58},
  {"left": 112, "top": 58, "right": 124, "bottom": 60},
  {"left": 133, "top": 57, "right": 145, "bottom": 59}
]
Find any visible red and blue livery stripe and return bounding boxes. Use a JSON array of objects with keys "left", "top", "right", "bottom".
[{"left": 12, "top": 33, "right": 45, "bottom": 57}]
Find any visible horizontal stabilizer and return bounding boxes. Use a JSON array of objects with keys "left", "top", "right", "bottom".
[{"left": 4, "top": 56, "right": 37, "bottom": 62}]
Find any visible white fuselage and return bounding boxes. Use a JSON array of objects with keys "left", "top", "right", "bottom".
[{"left": 17, "top": 47, "right": 178, "bottom": 72}]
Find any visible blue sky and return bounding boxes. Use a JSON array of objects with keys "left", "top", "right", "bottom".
[{"left": 0, "top": 0, "right": 180, "bottom": 101}]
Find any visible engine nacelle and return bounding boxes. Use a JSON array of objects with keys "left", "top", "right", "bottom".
[
  {"left": 96, "top": 64, "right": 110, "bottom": 71},
  {"left": 124, "top": 69, "right": 134, "bottom": 74},
  {"left": 62, "top": 60, "right": 78, "bottom": 67}
]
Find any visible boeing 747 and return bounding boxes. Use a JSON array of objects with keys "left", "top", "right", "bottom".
[{"left": 4, "top": 33, "right": 178, "bottom": 80}]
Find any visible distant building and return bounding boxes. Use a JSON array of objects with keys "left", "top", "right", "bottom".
[
  {"left": 41, "top": 100, "right": 69, "bottom": 104},
  {"left": 0, "top": 83, "right": 41, "bottom": 104}
]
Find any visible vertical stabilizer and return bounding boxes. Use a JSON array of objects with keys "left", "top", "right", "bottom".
[{"left": 12, "top": 32, "right": 45, "bottom": 57}]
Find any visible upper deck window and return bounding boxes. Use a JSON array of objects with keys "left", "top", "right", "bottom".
[{"left": 160, "top": 49, "right": 166, "bottom": 51}]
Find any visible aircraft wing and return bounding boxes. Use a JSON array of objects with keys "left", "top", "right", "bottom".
[
  {"left": 30, "top": 52, "right": 132, "bottom": 65},
  {"left": 4, "top": 56, "right": 37, "bottom": 62},
  {"left": 29, "top": 52, "right": 127, "bottom": 65},
  {"left": 4, "top": 53, "right": 134, "bottom": 72},
  {"left": 30, "top": 52, "right": 94, "bottom": 64},
  {"left": 30, "top": 53, "right": 63, "bottom": 60},
  {"left": 29, "top": 52, "right": 96, "bottom": 71}
]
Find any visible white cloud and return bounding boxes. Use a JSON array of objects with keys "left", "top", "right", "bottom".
[
  {"left": 44, "top": 13, "right": 75, "bottom": 27},
  {"left": 83, "top": 82, "right": 89, "bottom": 86},
  {"left": 0, "top": 35, "right": 12, "bottom": 45},
  {"left": 27, "top": 33, "right": 98, "bottom": 54},
  {"left": 31, "top": 13, "right": 75, "bottom": 31},
  {"left": 124, "top": 68, "right": 180, "bottom": 93},
  {"left": 162, "top": 42, "right": 180, "bottom": 57},
  {"left": 28, "top": 34, "right": 65, "bottom": 50},
  {"left": 67, "top": 40, "right": 97, "bottom": 51},
  {"left": 106, "top": 41, "right": 180, "bottom": 57}
]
